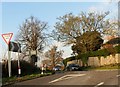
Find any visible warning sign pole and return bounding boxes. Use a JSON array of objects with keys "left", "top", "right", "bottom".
[
  {"left": 2, "top": 33, "right": 13, "bottom": 77},
  {"left": 18, "top": 52, "right": 21, "bottom": 77},
  {"left": 8, "top": 45, "right": 11, "bottom": 77}
]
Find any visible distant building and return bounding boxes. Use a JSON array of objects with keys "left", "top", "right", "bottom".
[{"left": 102, "top": 36, "right": 120, "bottom": 49}]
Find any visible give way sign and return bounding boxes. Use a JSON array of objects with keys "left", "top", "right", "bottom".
[{"left": 2, "top": 33, "right": 13, "bottom": 45}]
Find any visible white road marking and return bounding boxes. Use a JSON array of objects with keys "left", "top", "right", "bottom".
[
  {"left": 116, "top": 74, "right": 120, "bottom": 77},
  {"left": 95, "top": 69, "right": 118, "bottom": 71},
  {"left": 94, "top": 82, "right": 104, "bottom": 87},
  {"left": 49, "top": 74, "right": 86, "bottom": 83}
]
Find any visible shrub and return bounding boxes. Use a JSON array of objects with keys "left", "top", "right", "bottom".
[
  {"left": 64, "top": 45, "right": 120, "bottom": 64},
  {"left": 114, "top": 45, "right": 120, "bottom": 53},
  {"left": 90, "top": 49, "right": 110, "bottom": 58},
  {"left": 78, "top": 52, "right": 89, "bottom": 65},
  {"left": 2, "top": 60, "right": 40, "bottom": 78}
]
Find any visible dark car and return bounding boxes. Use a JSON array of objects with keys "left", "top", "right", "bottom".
[
  {"left": 53, "top": 66, "right": 61, "bottom": 71},
  {"left": 66, "top": 64, "right": 81, "bottom": 71}
]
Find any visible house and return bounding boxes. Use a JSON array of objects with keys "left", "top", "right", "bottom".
[{"left": 102, "top": 37, "right": 120, "bottom": 49}]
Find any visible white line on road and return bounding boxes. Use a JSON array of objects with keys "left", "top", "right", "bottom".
[
  {"left": 94, "top": 82, "right": 104, "bottom": 87},
  {"left": 95, "top": 69, "right": 118, "bottom": 71},
  {"left": 49, "top": 74, "right": 86, "bottom": 83}
]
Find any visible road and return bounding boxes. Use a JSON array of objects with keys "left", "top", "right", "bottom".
[{"left": 13, "top": 70, "right": 119, "bottom": 86}]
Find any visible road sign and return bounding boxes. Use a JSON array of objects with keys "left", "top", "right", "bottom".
[
  {"left": 2, "top": 33, "right": 13, "bottom": 77},
  {"left": 9, "top": 41, "right": 21, "bottom": 77},
  {"left": 2, "top": 33, "right": 13, "bottom": 44},
  {"left": 9, "top": 41, "right": 21, "bottom": 53}
]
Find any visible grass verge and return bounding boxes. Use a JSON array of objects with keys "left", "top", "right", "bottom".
[
  {"left": 81, "top": 63, "right": 120, "bottom": 71},
  {"left": 2, "top": 72, "right": 52, "bottom": 86}
]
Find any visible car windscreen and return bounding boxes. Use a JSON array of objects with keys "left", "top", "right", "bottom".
[{"left": 68, "top": 64, "right": 79, "bottom": 67}]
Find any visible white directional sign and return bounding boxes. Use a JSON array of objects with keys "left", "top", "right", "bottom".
[{"left": 2, "top": 33, "right": 13, "bottom": 44}]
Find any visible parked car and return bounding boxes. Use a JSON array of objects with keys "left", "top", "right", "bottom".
[
  {"left": 66, "top": 64, "right": 81, "bottom": 71},
  {"left": 53, "top": 66, "right": 61, "bottom": 71}
]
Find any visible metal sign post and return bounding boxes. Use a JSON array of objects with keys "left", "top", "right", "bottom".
[
  {"left": 41, "top": 66, "right": 44, "bottom": 75},
  {"left": 18, "top": 43, "right": 21, "bottom": 77},
  {"left": 18, "top": 52, "right": 21, "bottom": 77},
  {"left": 2, "top": 33, "right": 13, "bottom": 77},
  {"left": 9, "top": 41, "right": 21, "bottom": 77},
  {"left": 8, "top": 45, "right": 11, "bottom": 77}
]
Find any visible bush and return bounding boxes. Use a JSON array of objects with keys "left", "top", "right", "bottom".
[
  {"left": 64, "top": 45, "right": 120, "bottom": 64},
  {"left": 114, "top": 45, "right": 120, "bottom": 53},
  {"left": 78, "top": 53, "right": 89, "bottom": 65},
  {"left": 2, "top": 60, "right": 40, "bottom": 78},
  {"left": 20, "top": 60, "right": 41, "bottom": 76},
  {"left": 2, "top": 61, "right": 8, "bottom": 78},
  {"left": 89, "top": 49, "right": 110, "bottom": 58}
]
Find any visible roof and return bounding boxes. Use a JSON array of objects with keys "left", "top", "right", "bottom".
[{"left": 105, "top": 37, "right": 120, "bottom": 44}]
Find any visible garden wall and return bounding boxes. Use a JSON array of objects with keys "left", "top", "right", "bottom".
[
  {"left": 88, "top": 54, "right": 120, "bottom": 66},
  {"left": 67, "top": 54, "right": 120, "bottom": 67}
]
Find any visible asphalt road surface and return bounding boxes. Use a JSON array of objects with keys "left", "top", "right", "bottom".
[{"left": 13, "top": 70, "right": 119, "bottom": 86}]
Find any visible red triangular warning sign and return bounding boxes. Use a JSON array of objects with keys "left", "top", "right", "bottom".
[{"left": 2, "top": 33, "right": 13, "bottom": 45}]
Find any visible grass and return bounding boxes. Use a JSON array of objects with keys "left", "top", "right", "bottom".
[
  {"left": 2, "top": 72, "right": 52, "bottom": 86},
  {"left": 81, "top": 63, "right": 120, "bottom": 71},
  {"left": 94, "top": 64, "right": 120, "bottom": 70}
]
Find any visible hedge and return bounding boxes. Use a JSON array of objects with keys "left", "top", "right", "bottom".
[
  {"left": 63, "top": 45, "right": 120, "bottom": 65},
  {"left": 2, "top": 60, "right": 41, "bottom": 78}
]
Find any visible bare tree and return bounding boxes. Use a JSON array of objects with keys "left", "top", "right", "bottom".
[
  {"left": 16, "top": 16, "right": 48, "bottom": 64},
  {"left": 53, "top": 12, "right": 117, "bottom": 45},
  {"left": 45, "top": 46, "right": 64, "bottom": 70}
]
